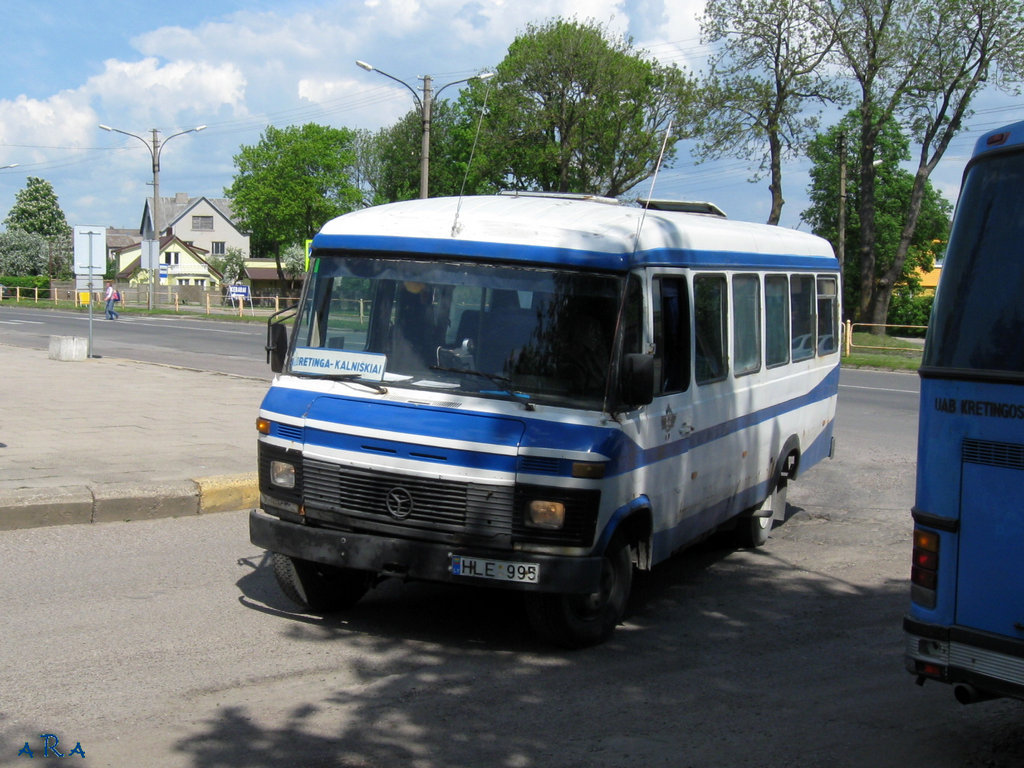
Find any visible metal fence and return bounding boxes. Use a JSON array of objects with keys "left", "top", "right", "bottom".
[
  {"left": 843, "top": 320, "right": 927, "bottom": 356},
  {"left": 0, "top": 283, "right": 304, "bottom": 317}
]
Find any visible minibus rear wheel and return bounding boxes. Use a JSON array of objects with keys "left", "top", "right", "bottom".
[
  {"left": 736, "top": 476, "right": 787, "bottom": 548},
  {"left": 524, "top": 533, "right": 633, "bottom": 648},
  {"left": 272, "top": 552, "right": 373, "bottom": 612}
]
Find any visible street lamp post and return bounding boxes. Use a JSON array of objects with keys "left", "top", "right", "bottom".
[
  {"left": 99, "top": 123, "right": 206, "bottom": 309},
  {"left": 356, "top": 61, "right": 493, "bottom": 198}
]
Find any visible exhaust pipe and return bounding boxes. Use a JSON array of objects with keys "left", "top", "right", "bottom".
[{"left": 954, "top": 683, "right": 999, "bottom": 705}]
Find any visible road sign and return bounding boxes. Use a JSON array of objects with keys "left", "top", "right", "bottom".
[{"left": 73, "top": 226, "right": 106, "bottom": 276}]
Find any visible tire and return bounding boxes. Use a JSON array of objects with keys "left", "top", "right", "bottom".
[
  {"left": 735, "top": 477, "right": 787, "bottom": 549},
  {"left": 272, "top": 552, "right": 373, "bottom": 612},
  {"left": 525, "top": 534, "right": 633, "bottom": 649}
]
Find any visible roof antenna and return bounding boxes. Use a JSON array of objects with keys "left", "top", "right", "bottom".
[
  {"left": 451, "top": 76, "right": 494, "bottom": 237},
  {"left": 633, "top": 119, "right": 674, "bottom": 252}
]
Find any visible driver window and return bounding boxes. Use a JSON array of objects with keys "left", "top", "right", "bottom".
[{"left": 653, "top": 276, "right": 690, "bottom": 393}]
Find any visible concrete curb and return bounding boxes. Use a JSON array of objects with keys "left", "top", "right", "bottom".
[{"left": 0, "top": 473, "right": 259, "bottom": 532}]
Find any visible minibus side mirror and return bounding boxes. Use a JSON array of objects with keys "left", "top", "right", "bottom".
[
  {"left": 267, "top": 322, "right": 289, "bottom": 373},
  {"left": 621, "top": 353, "right": 654, "bottom": 406}
]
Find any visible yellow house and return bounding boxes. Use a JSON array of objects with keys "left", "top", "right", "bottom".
[
  {"left": 916, "top": 260, "right": 943, "bottom": 293},
  {"left": 115, "top": 233, "right": 224, "bottom": 289}
]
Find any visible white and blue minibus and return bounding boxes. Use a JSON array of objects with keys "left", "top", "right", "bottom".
[
  {"left": 905, "top": 120, "right": 1024, "bottom": 702},
  {"left": 251, "top": 193, "right": 840, "bottom": 647}
]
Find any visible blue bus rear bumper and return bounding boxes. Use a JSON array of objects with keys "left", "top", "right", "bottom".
[{"left": 904, "top": 615, "right": 1024, "bottom": 701}]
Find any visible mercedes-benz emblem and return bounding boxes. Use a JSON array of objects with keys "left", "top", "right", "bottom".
[{"left": 385, "top": 487, "right": 414, "bottom": 519}]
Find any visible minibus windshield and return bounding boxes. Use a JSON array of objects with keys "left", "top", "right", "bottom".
[{"left": 290, "top": 253, "right": 625, "bottom": 408}]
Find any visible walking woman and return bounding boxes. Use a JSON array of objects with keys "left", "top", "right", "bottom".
[{"left": 104, "top": 281, "right": 119, "bottom": 320}]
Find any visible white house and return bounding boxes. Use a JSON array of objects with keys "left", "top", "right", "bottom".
[{"left": 142, "top": 193, "right": 250, "bottom": 259}]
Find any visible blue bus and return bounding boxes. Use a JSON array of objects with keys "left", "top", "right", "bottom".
[
  {"left": 905, "top": 120, "right": 1024, "bottom": 703},
  {"left": 251, "top": 193, "right": 840, "bottom": 647}
]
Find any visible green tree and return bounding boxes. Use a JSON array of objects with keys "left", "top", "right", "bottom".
[
  {"left": 281, "top": 243, "right": 308, "bottom": 281},
  {"left": 3, "top": 177, "right": 70, "bottom": 239},
  {"left": 209, "top": 246, "right": 247, "bottom": 285},
  {"left": 0, "top": 230, "right": 49, "bottom": 276},
  {"left": 2, "top": 176, "right": 72, "bottom": 277},
  {"left": 225, "top": 123, "right": 362, "bottom": 289},
  {"left": 364, "top": 96, "right": 500, "bottom": 204},
  {"left": 802, "top": 114, "right": 950, "bottom": 320},
  {"left": 699, "top": 0, "right": 844, "bottom": 224},
  {"left": 823, "top": 0, "right": 1024, "bottom": 325},
  {"left": 468, "top": 18, "right": 701, "bottom": 197}
]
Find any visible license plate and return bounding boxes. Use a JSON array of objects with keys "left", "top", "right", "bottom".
[{"left": 450, "top": 554, "right": 540, "bottom": 584}]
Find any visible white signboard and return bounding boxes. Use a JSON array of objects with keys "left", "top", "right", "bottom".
[
  {"left": 141, "top": 239, "right": 159, "bottom": 274},
  {"left": 73, "top": 226, "right": 106, "bottom": 275},
  {"left": 291, "top": 347, "right": 386, "bottom": 380}
]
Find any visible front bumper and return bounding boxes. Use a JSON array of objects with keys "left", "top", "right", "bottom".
[{"left": 250, "top": 507, "right": 603, "bottom": 594}]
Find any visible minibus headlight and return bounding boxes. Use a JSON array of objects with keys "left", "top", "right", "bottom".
[
  {"left": 526, "top": 500, "right": 565, "bottom": 529},
  {"left": 270, "top": 460, "right": 296, "bottom": 489}
]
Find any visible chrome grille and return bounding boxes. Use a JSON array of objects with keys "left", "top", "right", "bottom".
[{"left": 302, "top": 458, "right": 515, "bottom": 544}]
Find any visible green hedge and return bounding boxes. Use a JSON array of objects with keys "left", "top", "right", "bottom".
[{"left": 0, "top": 276, "right": 51, "bottom": 295}]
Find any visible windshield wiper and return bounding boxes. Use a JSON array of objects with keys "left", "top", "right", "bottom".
[
  {"left": 295, "top": 371, "right": 388, "bottom": 394},
  {"left": 429, "top": 365, "right": 534, "bottom": 410}
]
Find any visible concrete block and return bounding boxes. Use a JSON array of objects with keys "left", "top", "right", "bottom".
[
  {"left": 48, "top": 335, "right": 88, "bottom": 361},
  {"left": 0, "top": 486, "right": 94, "bottom": 530},
  {"left": 91, "top": 480, "right": 200, "bottom": 523}
]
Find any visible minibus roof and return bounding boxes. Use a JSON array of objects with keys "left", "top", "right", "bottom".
[
  {"left": 973, "top": 118, "right": 1024, "bottom": 158},
  {"left": 312, "top": 194, "right": 838, "bottom": 272}
]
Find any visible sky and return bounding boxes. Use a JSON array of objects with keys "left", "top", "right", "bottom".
[{"left": 1, "top": 0, "right": 1022, "bottom": 237}]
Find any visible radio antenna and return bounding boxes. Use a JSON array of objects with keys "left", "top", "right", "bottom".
[
  {"left": 633, "top": 119, "right": 674, "bottom": 251},
  {"left": 451, "top": 78, "right": 494, "bottom": 237}
]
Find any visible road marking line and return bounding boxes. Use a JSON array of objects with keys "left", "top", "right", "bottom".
[{"left": 839, "top": 384, "right": 918, "bottom": 394}]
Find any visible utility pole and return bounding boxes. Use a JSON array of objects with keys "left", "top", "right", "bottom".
[
  {"left": 99, "top": 123, "right": 206, "bottom": 309},
  {"left": 356, "top": 62, "right": 493, "bottom": 199}
]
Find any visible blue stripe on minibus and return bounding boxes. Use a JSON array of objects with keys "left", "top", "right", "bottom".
[
  {"left": 264, "top": 366, "right": 838, "bottom": 478},
  {"left": 311, "top": 233, "right": 837, "bottom": 273}
]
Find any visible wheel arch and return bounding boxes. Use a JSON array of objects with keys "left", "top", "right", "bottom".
[
  {"left": 601, "top": 497, "right": 653, "bottom": 571},
  {"left": 776, "top": 434, "right": 802, "bottom": 485}
]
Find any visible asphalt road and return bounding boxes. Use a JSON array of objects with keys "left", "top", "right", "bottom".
[
  {"left": 0, "top": 305, "right": 271, "bottom": 378},
  {"left": 2, "top": 359, "right": 1023, "bottom": 767}
]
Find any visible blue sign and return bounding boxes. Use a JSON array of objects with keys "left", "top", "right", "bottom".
[{"left": 228, "top": 284, "right": 250, "bottom": 299}]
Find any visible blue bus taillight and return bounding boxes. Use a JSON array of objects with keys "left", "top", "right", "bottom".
[{"left": 911, "top": 528, "right": 940, "bottom": 609}]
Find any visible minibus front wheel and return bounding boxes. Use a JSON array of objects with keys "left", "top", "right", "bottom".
[
  {"left": 272, "top": 552, "right": 373, "bottom": 612},
  {"left": 524, "top": 533, "right": 633, "bottom": 649}
]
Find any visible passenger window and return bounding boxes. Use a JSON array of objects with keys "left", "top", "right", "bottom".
[
  {"left": 817, "top": 277, "right": 838, "bottom": 355},
  {"left": 654, "top": 276, "right": 690, "bottom": 393},
  {"left": 765, "top": 275, "right": 789, "bottom": 367},
  {"left": 790, "top": 275, "right": 816, "bottom": 362},
  {"left": 733, "top": 274, "right": 761, "bottom": 376},
  {"left": 695, "top": 274, "right": 728, "bottom": 384}
]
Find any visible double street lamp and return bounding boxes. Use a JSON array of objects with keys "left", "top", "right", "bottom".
[
  {"left": 99, "top": 123, "right": 206, "bottom": 309},
  {"left": 356, "top": 61, "right": 493, "bottom": 198}
]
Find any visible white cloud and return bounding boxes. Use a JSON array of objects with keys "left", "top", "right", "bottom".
[{"left": 89, "top": 58, "right": 247, "bottom": 124}]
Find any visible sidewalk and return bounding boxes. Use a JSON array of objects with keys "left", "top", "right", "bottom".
[{"left": 0, "top": 343, "right": 269, "bottom": 530}]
